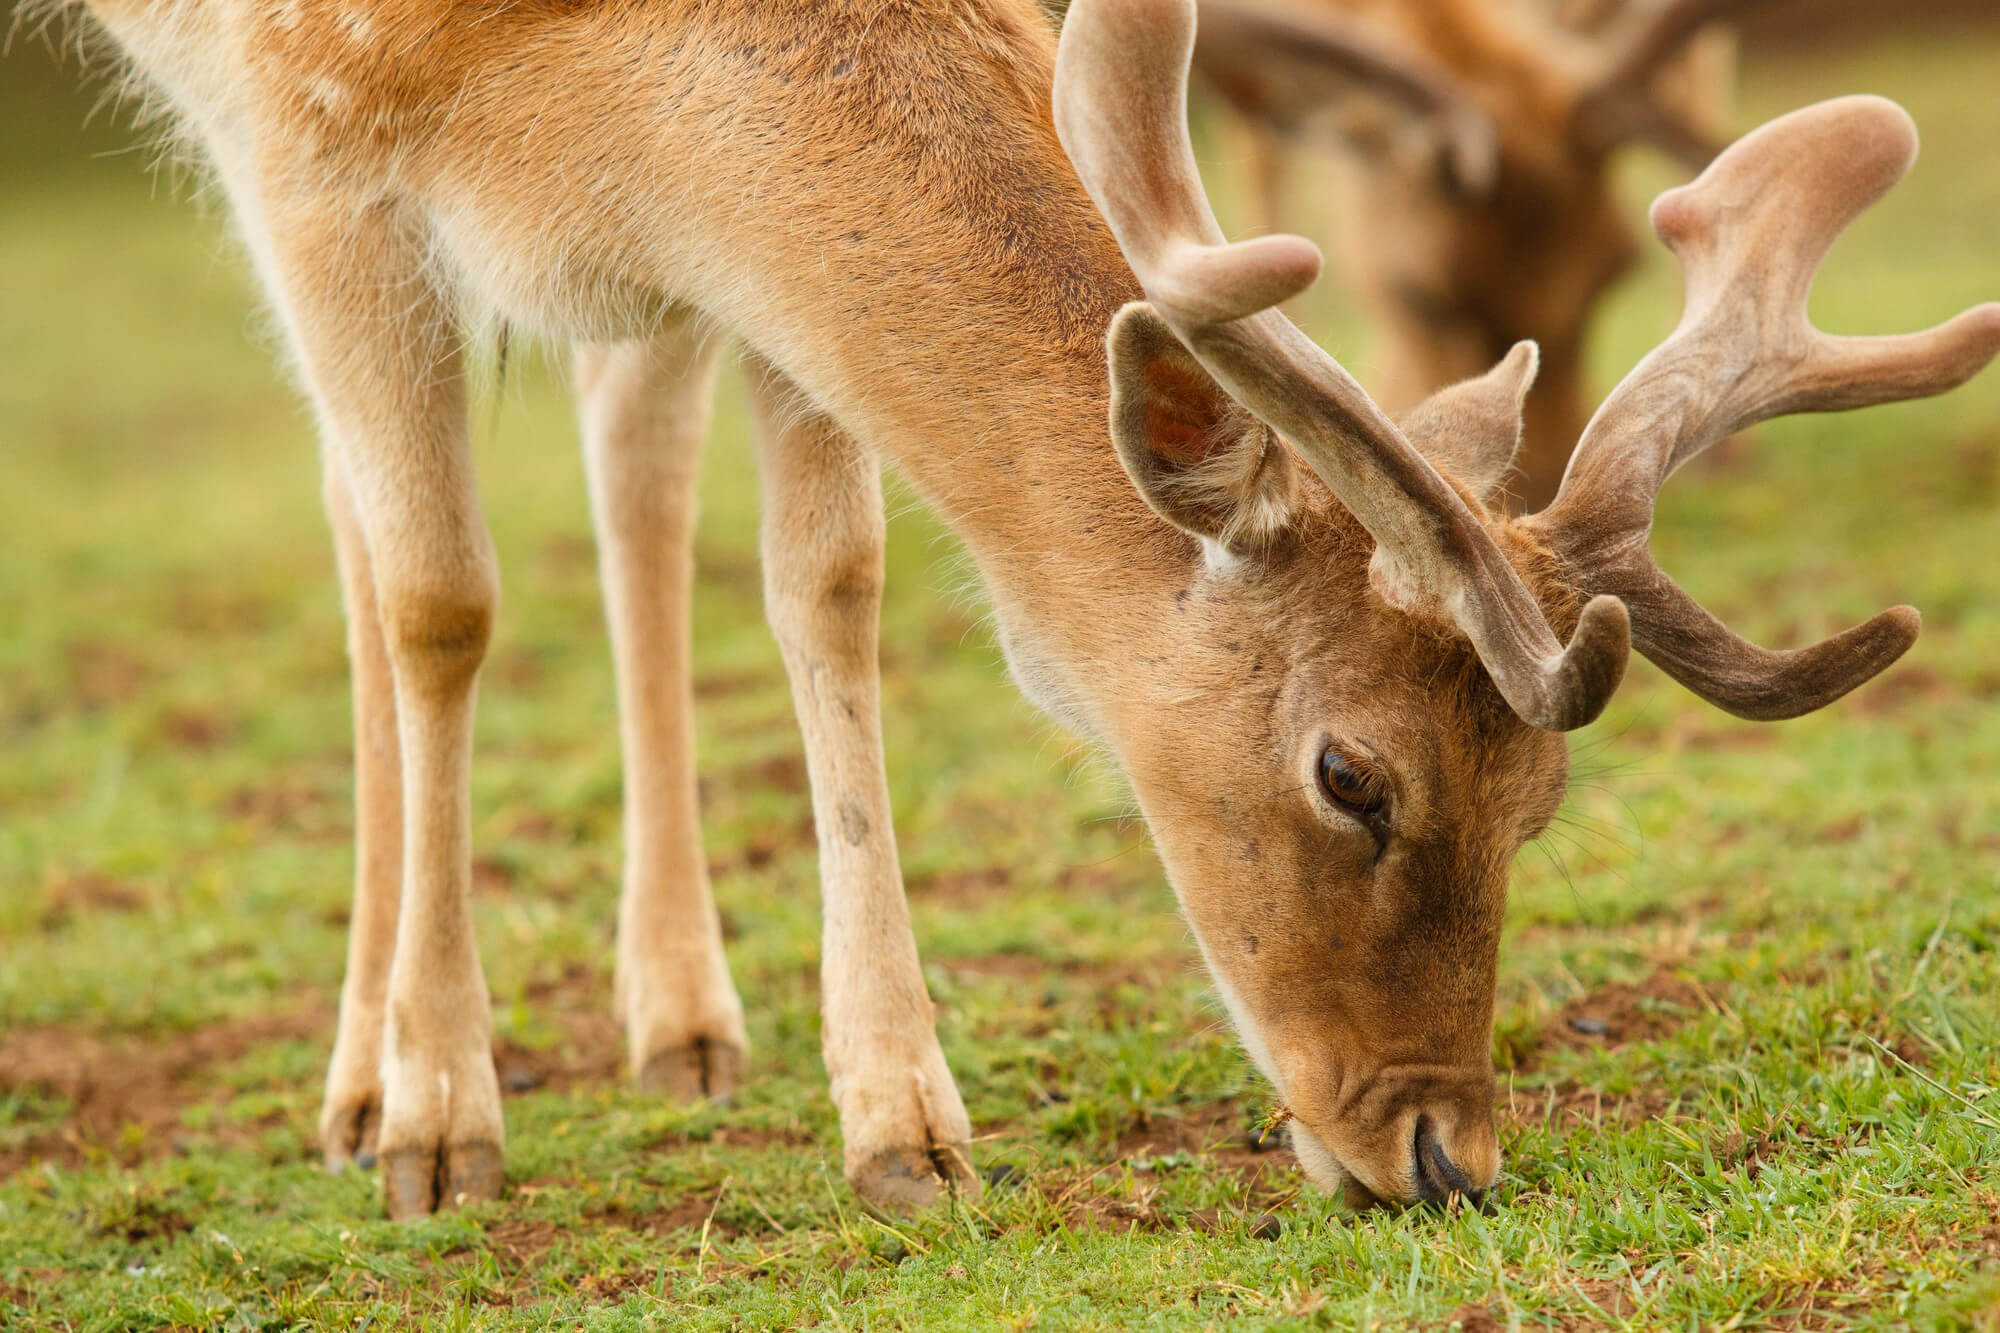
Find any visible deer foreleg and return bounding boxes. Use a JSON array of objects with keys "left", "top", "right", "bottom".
[
  {"left": 243, "top": 186, "right": 504, "bottom": 1218},
  {"left": 747, "top": 358, "right": 979, "bottom": 1213}
]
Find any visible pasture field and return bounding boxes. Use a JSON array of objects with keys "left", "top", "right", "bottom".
[{"left": 4, "top": 20, "right": 2000, "bottom": 1332}]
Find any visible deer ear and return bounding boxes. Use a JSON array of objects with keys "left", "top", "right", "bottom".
[
  {"left": 1107, "top": 302, "right": 1300, "bottom": 561},
  {"left": 1398, "top": 340, "right": 1538, "bottom": 503}
]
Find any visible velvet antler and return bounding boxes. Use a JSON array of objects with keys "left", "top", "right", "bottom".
[
  {"left": 1056, "top": 0, "right": 1631, "bottom": 731},
  {"left": 1535, "top": 96, "right": 2000, "bottom": 719}
]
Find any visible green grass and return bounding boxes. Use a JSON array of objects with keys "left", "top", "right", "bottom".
[{"left": 4, "top": 22, "right": 2000, "bottom": 1332}]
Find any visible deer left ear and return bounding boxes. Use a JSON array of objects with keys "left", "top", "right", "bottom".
[
  {"left": 1107, "top": 302, "right": 1300, "bottom": 563},
  {"left": 1398, "top": 340, "right": 1539, "bottom": 503}
]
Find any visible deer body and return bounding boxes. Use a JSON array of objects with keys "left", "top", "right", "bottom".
[{"left": 56, "top": 0, "right": 1998, "bottom": 1218}]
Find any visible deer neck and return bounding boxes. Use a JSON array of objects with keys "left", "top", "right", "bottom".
[{"left": 812, "top": 321, "right": 1195, "bottom": 740}]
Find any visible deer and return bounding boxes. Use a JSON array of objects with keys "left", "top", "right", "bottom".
[
  {"left": 1188, "top": 0, "right": 1751, "bottom": 509},
  {"left": 45, "top": 0, "right": 1997, "bottom": 1221}
]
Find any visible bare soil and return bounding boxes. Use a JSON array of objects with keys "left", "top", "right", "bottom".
[
  {"left": 1544, "top": 968, "right": 1716, "bottom": 1053},
  {"left": 0, "top": 1011, "right": 327, "bottom": 1175}
]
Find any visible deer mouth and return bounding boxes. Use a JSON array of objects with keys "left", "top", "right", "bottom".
[{"left": 1284, "top": 1116, "right": 1398, "bottom": 1208}]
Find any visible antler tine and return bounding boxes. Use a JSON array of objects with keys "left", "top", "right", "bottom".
[
  {"left": 1587, "top": 0, "right": 1765, "bottom": 102},
  {"left": 1191, "top": 0, "right": 1498, "bottom": 196},
  {"left": 1571, "top": 0, "right": 1766, "bottom": 166},
  {"left": 1054, "top": 0, "right": 1631, "bottom": 732},
  {"left": 1537, "top": 95, "right": 2000, "bottom": 720}
]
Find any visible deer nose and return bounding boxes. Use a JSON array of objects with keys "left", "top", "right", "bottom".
[{"left": 1413, "top": 1116, "right": 1493, "bottom": 1207}]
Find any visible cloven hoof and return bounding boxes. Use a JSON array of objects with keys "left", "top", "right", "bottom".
[
  {"left": 382, "top": 1140, "right": 504, "bottom": 1219},
  {"left": 850, "top": 1142, "right": 982, "bottom": 1215},
  {"left": 638, "top": 1039, "right": 747, "bottom": 1103}
]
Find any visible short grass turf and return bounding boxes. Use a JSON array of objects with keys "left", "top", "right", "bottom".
[{"left": 4, "top": 20, "right": 2000, "bottom": 1333}]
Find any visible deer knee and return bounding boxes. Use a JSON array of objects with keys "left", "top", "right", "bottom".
[
  {"left": 377, "top": 564, "right": 497, "bottom": 698},
  {"left": 766, "top": 538, "right": 882, "bottom": 636}
]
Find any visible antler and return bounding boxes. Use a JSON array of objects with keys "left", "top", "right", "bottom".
[
  {"left": 1571, "top": 0, "right": 1770, "bottom": 171},
  {"left": 1535, "top": 96, "right": 2000, "bottom": 720},
  {"left": 1191, "top": 0, "right": 1497, "bottom": 196},
  {"left": 1054, "top": 0, "right": 1630, "bottom": 732}
]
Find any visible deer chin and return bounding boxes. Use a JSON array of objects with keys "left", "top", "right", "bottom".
[
  {"left": 1197, "top": 950, "right": 1408, "bottom": 1206},
  {"left": 1286, "top": 1120, "right": 1383, "bottom": 1208}
]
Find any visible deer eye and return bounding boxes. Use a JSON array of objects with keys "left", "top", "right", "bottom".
[{"left": 1318, "top": 747, "right": 1389, "bottom": 820}]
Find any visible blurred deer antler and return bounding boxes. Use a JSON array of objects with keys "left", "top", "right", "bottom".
[
  {"left": 1055, "top": 0, "right": 1631, "bottom": 731},
  {"left": 1535, "top": 96, "right": 2000, "bottom": 719},
  {"left": 1191, "top": 0, "right": 1498, "bottom": 196},
  {"left": 1571, "top": 0, "right": 1771, "bottom": 169}
]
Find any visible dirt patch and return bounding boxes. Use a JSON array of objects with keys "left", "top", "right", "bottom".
[
  {"left": 481, "top": 1217, "right": 563, "bottom": 1270},
  {"left": 1676, "top": 721, "right": 1780, "bottom": 752},
  {"left": 729, "top": 752, "right": 808, "bottom": 795},
  {"left": 660, "top": 1122, "right": 818, "bottom": 1152},
  {"left": 96, "top": 1193, "right": 193, "bottom": 1244},
  {"left": 908, "top": 866, "right": 1015, "bottom": 903},
  {"left": 940, "top": 954, "right": 1168, "bottom": 990},
  {"left": 591, "top": 1182, "right": 739, "bottom": 1240},
  {"left": 37, "top": 872, "right": 150, "bottom": 930},
  {"left": 908, "top": 860, "right": 1155, "bottom": 907},
  {"left": 1495, "top": 969, "right": 1721, "bottom": 1128},
  {"left": 709, "top": 813, "right": 817, "bottom": 876},
  {"left": 1506, "top": 1079, "right": 1677, "bottom": 1131},
  {"left": 1024, "top": 1099, "right": 1297, "bottom": 1236},
  {"left": 1436, "top": 1282, "right": 1635, "bottom": 1331},
  {"left": 1543, "top": 969, "right": 1717, "bottom": 1054},
  {"left": 502, "top": 964, "right": 625, "bottom": 1092},
  {"left": 222, "top": 782, "right": 348, "bottom": 843},
  {"left": 1850, "top": 663, "right": 1957, "bottom": 718},
  {"left": 1111, "top": 1100, "right": 1293, "bottom": 1180},
  {"left": 692, "top": 669, "right": 775, "bottom": 701},
  {"left": 0, "top": 1011, "right": 326, "bottom": 1176},
  {"left": 505, "top": 811, "right": 563, "bottom": 842},
  {"left": 168, "top": 584, "right": 273, "bottom": 637},
  {"left": 0, "top": 1269, "right": 68, "bottom": 1312},
  {"left": 491, "top": 1018, "right": 623, "bottom": 1096},
  {"left": 155, "top": 706, "right": 235, "bottom": 751},
  {"left": 66, "top": 638, "right": 153, "bottom": 709}
]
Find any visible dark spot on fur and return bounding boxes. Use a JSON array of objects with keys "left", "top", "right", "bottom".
[
  {"left": 1240, "top": 839, "right": 1261, "bottom": 862},
  {"left": 1244, "top": 934, "right": 1259, "bottom": 956},
  {"left": 1223, "top": 642, "right": 1240, "bottom": 653},
  {"left": 838, "top": 798, "right": 870, "bottom": 846}
]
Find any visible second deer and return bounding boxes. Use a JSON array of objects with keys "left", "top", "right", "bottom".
[{"left": 1192, "top": 0, "right": 1753, "bottom": 508}]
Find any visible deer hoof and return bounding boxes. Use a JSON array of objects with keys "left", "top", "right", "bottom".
[
  {"left": 638, "top": 1038, "right": 746, "bottom": 1103},
  {"left": 849, "top": 1141, "right": 981, "bottom": 1215},
  {"left": 320, "top": 1092, "right": 381, "bottom": 1173},
  {"left": 381, "top": 1140, "right": 503, "bottom": 1219}
]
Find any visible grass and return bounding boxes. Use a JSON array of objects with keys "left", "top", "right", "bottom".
[{"left": 4, "top": 19, "right": 2000, "bottom": 1332}]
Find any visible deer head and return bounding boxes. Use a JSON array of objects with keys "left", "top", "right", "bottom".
[
  {"left": 1054, "top": 0, "right": 2000, "bottom": 1204},
  {"left": 1189, "top": 0, "right": 1759, "bottom": 508}
]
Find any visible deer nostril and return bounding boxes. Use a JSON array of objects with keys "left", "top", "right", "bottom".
[{"left": 1413, "top": 1116, "right": 1485, "bottom": 1208}]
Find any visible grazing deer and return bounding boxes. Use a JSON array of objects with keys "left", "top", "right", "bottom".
[
  {"left": 1190, "top": 0, "right": 1748, "bottom": 509},
  {"left": 50, "top": 0, "right": 1996, "bottom": 1219}
]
